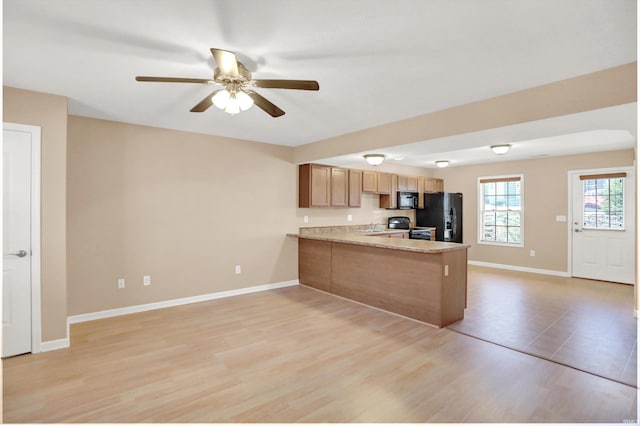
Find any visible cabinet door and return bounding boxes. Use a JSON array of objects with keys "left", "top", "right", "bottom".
[
  {"left": 299, "top": 163, "right": 331, "bottom": 207},
  {"left": 417, "top": 177, "right": 425, "bottom": 209},
  {"left": 389, "top": 174, "right": 398, "bottom": 208},
  {"left": 311, "top": 165, "right": 331, "bottom": 206},
  {"left": 434, "top": 179, "right": 444, "bottom": 192},
  {"left": 362, "top": 170, "right": 378, "bottom": 193},
  {"left": 330, "top": 167, "right": 348, "bottom": 207},
  {"left": 377, "top": 173, "right": 391, "bottom": 194},
  {"left": 406, "top": 176, "right": 418, "bottom": 192},
  {"left": 397, "top": 175, "right": 408, "bottom": 191},
  {"left": 348, "top": 169, "right": 362, "bottom": 207},
  {"left": 424, "top": 177, "right": 436, "bottom": 193}
]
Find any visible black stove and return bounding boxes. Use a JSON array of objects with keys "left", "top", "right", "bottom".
[
  {"left": 408, "top": 228, "right": 432, "bottom": 240},
  {"left": 387, "top": 216, "right": 410, "bottom": 229},
  {"left": 387, "top": 216, "right": 432, "bottom": 240}
]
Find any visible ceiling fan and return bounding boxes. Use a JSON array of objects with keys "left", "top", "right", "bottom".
[{"left": 135, "top": 48, "right": 319, "bottom": 118}]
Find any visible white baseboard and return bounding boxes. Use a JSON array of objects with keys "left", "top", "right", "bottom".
[
  {"left": 40, "top": 336, "right": 70, "bottom": 352},
  {"left": 68, "top": 280, "right": 300, "bottom": 325},
  {"left": 468, "top": 260, "right": 570, "bottom": 277}
]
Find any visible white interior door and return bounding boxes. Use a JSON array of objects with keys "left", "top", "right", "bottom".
[
  {"left": 2, "top": 126, "right": 36, "bottom": 357},
  {"left": 571, "top": 168, "right": 635, "bottom": 285}
]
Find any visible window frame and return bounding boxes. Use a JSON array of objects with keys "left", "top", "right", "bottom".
[{"left": 477, "top": 174, "right": 525, "bottom": 247}]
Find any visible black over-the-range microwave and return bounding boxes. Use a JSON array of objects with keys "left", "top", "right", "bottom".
[{"left": 397, "top": 191, "right": 419, "bottom": 209}]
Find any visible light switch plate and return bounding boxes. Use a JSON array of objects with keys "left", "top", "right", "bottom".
[
  {"left": 143, "top": 275, "right": 151, "bottom": 286},
  {"left": 556, "top": 215, "right": 567, "bottom": 222}
]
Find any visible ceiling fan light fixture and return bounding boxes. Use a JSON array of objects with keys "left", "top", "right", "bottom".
[
  {"left": 236, "top": 90, "right": 254, "bottom": 111},
  {"left": 363, "top": 154, "right": 385, "bottom": 166},
  {"left": 490, "top": 144, "right": 511, "bottom": 155},
  {"left": 435, "top": 160, "right": 449, "bottom": 168},
  {"left": 224, "top": 93, "right": 241, "bottom": 115},
  {"left": 212, "top": 89, "right": 230, "bottom": 109}
]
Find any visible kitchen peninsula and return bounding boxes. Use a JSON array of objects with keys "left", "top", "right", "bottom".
[{"left": 291, "top": 226, "right": 470, "bottom": 327}]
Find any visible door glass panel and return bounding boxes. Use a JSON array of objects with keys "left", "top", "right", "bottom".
[{"left": 582, "top": 177, "right": 625, "bottom": 229}]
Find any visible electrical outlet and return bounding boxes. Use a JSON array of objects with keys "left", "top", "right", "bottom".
[
  {"left": 303, "top": 215, "right": 309, "bottom": 223},
  {"left": 118, "top": 278, "right": 125, "bottom": 289},
  {"left": 235, "top": 265, "right": 242, "bottom": 274},
  {"left": 143, "top": 275, "right": 151, "bottom": 286},
  {"left": 530, "top": 250, "right": 536, "bottom": 257},
  {"left": 347, "top": 214, "right": 353, "bottom": 222}
]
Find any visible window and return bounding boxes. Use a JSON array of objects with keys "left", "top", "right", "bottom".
[
  {"left": 478, "top": 175, "right": 523, "bottom": 246},
  {"left": 580, "top": 173, "right": 625, "bottom": 230}
]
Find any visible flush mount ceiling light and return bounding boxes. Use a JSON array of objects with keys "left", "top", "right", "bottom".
[
  {"left": 490, "top": 144, "right": 511, "bottom": 155},
  {"left": 363, "top": 154, "right": 386, "bottom": 166},
  {"left": 435, "top": 160, "right": 449, "bottom": 168}
]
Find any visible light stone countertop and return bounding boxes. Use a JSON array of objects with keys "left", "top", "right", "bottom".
[{"left": 288, "top": 230, "right": 469, "bottom": 254}]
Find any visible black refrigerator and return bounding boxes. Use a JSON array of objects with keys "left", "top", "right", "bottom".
[{"left": 416, "top": 192, "right": 463, "bottom": 243}]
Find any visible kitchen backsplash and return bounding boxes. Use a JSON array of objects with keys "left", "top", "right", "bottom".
[{"left": 296, "top": 193, "right": 416, "bottom": 229}]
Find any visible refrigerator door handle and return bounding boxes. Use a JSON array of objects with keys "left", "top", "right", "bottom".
[{"left": 450, "top": 208, "right": 455, "bottom": 240}]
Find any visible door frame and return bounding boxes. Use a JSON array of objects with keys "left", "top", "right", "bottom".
[
  {"left": 2, "top": 122, "right": 42, "bottom": 354},
  {"left": 566, "top": 165, "right": 635, "bottom": 283}
]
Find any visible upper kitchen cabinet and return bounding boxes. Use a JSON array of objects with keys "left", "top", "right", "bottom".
[
  {"left": 377, "top": 172, "right": 392, "bottom": 194},
  {"left": 299, "top": 163, "right": 331, "bottom": 207},
  {"left": 362, "top": 171, "right": 391, "bottom": 194},
  {"left": 362, "top": 170, "right": 377, "bottom": 193},
  {"left": 299, "top": 163, "right": 353, "bottom": 208},
  {"left": 379, "top": 174, "right": 398, "bottom": 209},
  {"left": 398, "top": 175, "right": 418, "bottom": 192},
  {"left": 348, "top": 169, "right": 362, "bottom": 207},
  {"left": 330, "top": 167, "right": 349, "bottom": 207},
  {"left": 424, "top": 177, "right": 444, "bottom": 193}
]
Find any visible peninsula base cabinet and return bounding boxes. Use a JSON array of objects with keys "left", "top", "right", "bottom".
[{"left": 298, "top": 238, "right": 467, "bottom": 327}]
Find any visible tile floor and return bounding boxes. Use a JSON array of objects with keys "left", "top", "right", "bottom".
[{"left": 447, "top": 265, "right": 637, "bottom": 386}]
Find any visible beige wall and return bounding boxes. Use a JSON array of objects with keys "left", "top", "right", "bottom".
[
  {"left": 3, "top": 86, "right": 68, "bottom": 341},
  {"left": 67, "top": 116, "right": 299, "bottom": 315},
  {"left": 6, "top": 78, "right": 637, "bottom": 324},
  {"left": 432, "top": 149, "right": 634, "bottom": 273}
]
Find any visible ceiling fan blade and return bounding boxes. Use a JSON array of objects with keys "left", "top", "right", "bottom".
[
  {"left": 136, "top": 76, "right": 216, "bottom": 84},
  {"left": 190, "top": 90, "right": 221, "bottom": 113},
  {"left": 252, "top": 79, "right": 319, "bottom": 90},
  {"left": 246, "top": 91, "right": 285, "bottom": 117},
  {"left": 210, "top": 48, "right": 239, "bottom": 76}
]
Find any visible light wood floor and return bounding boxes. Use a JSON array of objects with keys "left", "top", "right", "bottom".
[
  {"left": 448, "top": 266, "right": 637, "bottom": 386},
  {"left": 3, "top": 283, "right": 638, "bottom": 423}
]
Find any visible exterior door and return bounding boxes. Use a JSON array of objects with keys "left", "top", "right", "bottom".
[
  {"left": 3, "top": 124, "right": 40, "bottom": 357},
  {"left": 570, "top": 168, "right": 635, "bottom": 284}
]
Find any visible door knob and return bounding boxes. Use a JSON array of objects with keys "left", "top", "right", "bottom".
[
  {"left": 574, "top": 229, "right": 582, "bottom": 233},
  {"left": 8, "top": 250, "right": 27, "bottom": 257}
]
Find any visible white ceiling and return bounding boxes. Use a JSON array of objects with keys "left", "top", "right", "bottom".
[
  {"left": 320, "top": 103, "right": 637, "bottom": 168},
  {"left": 3, "top": 0, "right": 637, "bottom": 165}
]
